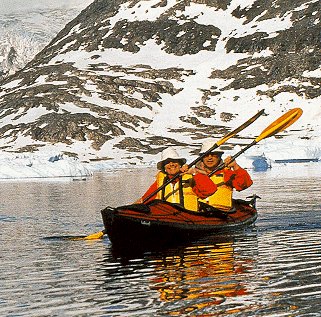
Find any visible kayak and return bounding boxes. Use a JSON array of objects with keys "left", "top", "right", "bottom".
[{"left": 101, "top": 196, "right": 258, "bottom": 246}]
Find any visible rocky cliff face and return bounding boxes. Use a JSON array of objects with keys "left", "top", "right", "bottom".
[{"left": 0, "top": 0, "right": 320, "bottom": 164}]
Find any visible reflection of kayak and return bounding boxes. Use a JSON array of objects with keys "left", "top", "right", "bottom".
[
  {"left": 150, "top": 239, "right": 250, "bottom": 304},
  {"left": 101, "top": 197, "right": 258, "bottom": 245}
]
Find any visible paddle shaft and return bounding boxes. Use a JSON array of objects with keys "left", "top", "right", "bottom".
[{"left": 142, "top": 109, "right": 265, "bottom": 203}]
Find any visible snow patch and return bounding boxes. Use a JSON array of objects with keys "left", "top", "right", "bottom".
[{"left": 0, "top": 152, "right": 92, "bottom": 179}]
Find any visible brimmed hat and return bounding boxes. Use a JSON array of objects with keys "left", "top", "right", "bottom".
[
  {"left": 157, "top": 148, "right": 186, "bottom": 170},
  {"left": 200, "top": 139, "right": 224, "bottom": 156}
]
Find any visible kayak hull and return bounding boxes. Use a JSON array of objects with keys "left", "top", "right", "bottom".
[{"left": 101, "top": 199, "right": 258, "bottom": 246}]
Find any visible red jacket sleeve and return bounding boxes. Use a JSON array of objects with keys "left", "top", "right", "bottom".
[
  {"left": 192, "top": 173, "right": 217, "bottom": 199},
  {"left": 141, "top": 181, "right": 158, "bottom": 203},
  {"left": 224, "top": 168, "right": 253, "bottom": 191}
]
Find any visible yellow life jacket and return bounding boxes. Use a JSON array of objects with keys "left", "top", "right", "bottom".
[
  {"left": 199, "top": 170, "right": 233, "bottom": 211},
  {"left": 156, "top": 172, "right": 199, "bottom": 212}
]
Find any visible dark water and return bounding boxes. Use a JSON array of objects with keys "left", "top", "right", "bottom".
[{"left": 0, "top": 165, "right": 320, "bottom": 316}]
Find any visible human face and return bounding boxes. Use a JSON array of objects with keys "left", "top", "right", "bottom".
[
  {"left": 164, "top": 160, "right": 181, "bottom": 176},
  {"left": 202, "top": 153, "right": 221, "bottom": 170}
]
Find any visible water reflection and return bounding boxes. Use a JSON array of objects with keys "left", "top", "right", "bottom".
[
  {"left": 152, "top": 242, "right": 247, "bottom": 305},
  {"left": 100, "top": 232, "right": 259, "bottom": 316}
]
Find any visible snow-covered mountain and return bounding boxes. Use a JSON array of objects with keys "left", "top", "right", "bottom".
[{"left": 0, "top": 0, "right": 320, "bottom": 169}]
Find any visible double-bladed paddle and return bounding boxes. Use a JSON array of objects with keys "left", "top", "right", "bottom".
[
  {"left": 208, "top": 108, "right": 303, "bottom": 177},
  {"left": 84, "top": 108, "right": 302, "bottom": 240},
  {"left": 81, "top": 108, "right": 303, "bottom": 240}
]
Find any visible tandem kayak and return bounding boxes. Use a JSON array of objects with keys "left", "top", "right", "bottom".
[{"left": 101, "top": 196, "right": 259, "bottom": 246}]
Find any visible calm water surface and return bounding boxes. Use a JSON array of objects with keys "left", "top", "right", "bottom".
[{"left": 0, "top": 164, "right": 321, "bottom": 316}]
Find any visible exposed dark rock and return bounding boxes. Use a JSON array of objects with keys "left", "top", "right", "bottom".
[
  {"left": 114, "top": 137, "right": 149, "bottom": 152},
  {"left": 191, "top": 105, "right": 216, "bottom": 118},
  {"left": 220, "top": 112, "right": 236, "bottom": 122}
]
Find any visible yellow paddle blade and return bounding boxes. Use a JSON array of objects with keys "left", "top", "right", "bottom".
[
  {"left": 256, "top": 108, "right": 303, "bottom": 142},
  {"left": 216, "top": 109, "right": 265, "bottom": 146},
  {"left": 83, "top": 231, "right": 105, "bottom": 240}
]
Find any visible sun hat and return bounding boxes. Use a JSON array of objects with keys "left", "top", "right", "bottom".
[
  {"left": 157, "top": 147, "right": 187, "bottom": 170},
  {"left": 199, "top": 139, "right": 224, "bottom": 156}
]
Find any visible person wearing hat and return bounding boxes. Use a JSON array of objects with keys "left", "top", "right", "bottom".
[
  {"left": 136, "top": 147, "right": 217, "bottom": 212},
  {"left": 195, "top": 139, "right": 253, "bottom": 212}
]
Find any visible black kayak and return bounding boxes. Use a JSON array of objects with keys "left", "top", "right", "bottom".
[{"left": 101, "top": 196, "right": 258, "bottom": 246}]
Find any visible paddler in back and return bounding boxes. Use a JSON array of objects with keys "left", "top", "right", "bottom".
[
  {"left": 135, "top": 147, "right": 217, "bottom": 212},
  {"left": 195, "top": 139, "right": 253, "bottom": 212}
]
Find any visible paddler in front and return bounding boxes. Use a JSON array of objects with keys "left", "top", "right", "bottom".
[
  {"left": 135, "top": 147, "right": 217, "bottom": 212},
  {"left": 194, "top": 139, "right": 253, "bottom": 213}
]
